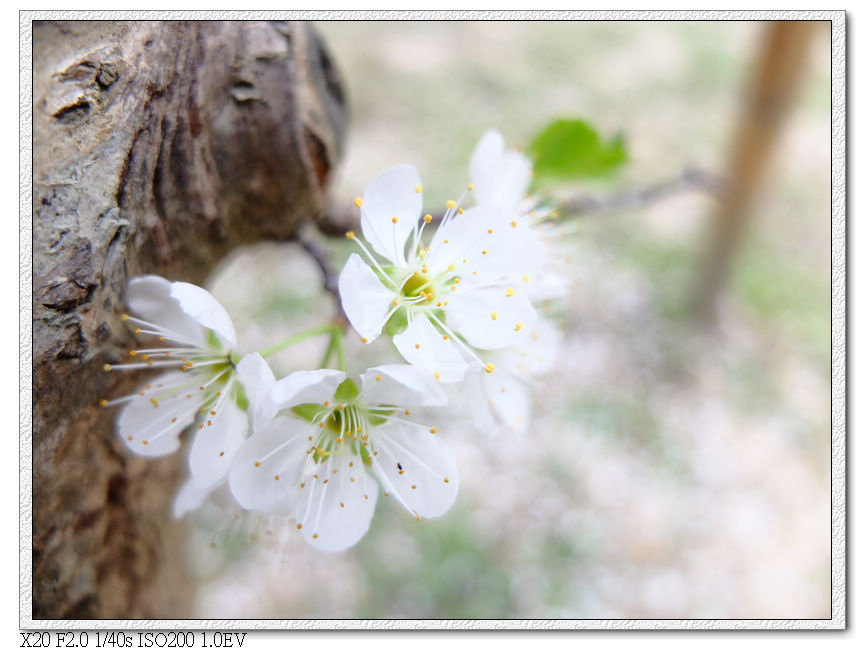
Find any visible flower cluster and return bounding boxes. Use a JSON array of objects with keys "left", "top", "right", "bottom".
[{"left": 104, "top": 130, "right": 569, "bottom": 552}]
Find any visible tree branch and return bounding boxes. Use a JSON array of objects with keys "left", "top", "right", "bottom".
[
  {"left": 561, "top": 166, "right": 721, "bottom": 215},
  {"left": 314, "top": 165, "right": 720, "bottom": 238}
]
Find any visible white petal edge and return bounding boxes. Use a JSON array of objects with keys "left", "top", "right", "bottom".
[
  {"left": 469, "top": 130, "right": 532, "bottom": 211},
  {"left": 445, "top": 286, "right": 538, "bottom": 350},
  {"left": 360, "top": 164, "right": 423, "bottom": 265},
  {"left": 338, "top": 253, "right": 396, "bottom": 343},
  {"left": 270, "top": 369, "right": 347, "bottom": 409},
  {"left": 371, "top": 421, "right": 459, "bottom": 519},
  {"left": 116, "top": 373, "right": 202, "bottom": 457},
  {"left": 189, "top": 396, "right": 249, "bottom": 489},
  {"left": 170, "top": 281, "right": 237, "bottom": 347},
  {"left": 172, "top": 478, "right": 214, "bottom": 519},
  {"left": 228, "top": 416, "right": 310, "bottom": 510},
  {"left": 126, "top": 275, "right": 204, "bottom": 346},
  {"left": 482, "top": 369, "right": 531, "bottom": 434},
  {"left": 296, "top": 452, "right": 379, "bottom": 552},
  {"left": 392, "top": 314, "right": 468, "bottom": 383},
  {"left": 235, "top": 353, "right": 277, "bottom": 431},
  {"left": 360, "top": 363, "right": 448, "bottom": 407}
]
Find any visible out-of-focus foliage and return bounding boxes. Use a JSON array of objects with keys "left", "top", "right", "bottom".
[{"left": 529, "top": 118, "right": 627, "bottom": 186}]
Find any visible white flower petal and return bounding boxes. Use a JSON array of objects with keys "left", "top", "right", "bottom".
[
  {"left": 236, "top": 353, "right": 277, "bottom": 431},
  {"left": 392, "top": 314, "right": 468, "bottom": 383},
  {"left": 482, "top": 369, "right": 531, "bottom": 434},
  {"left": 116, "top": 372, "right": 202, "bottom": 457},
  {"left": 170, "top": 281, "right": 237, "bottom": 347},
  {"left": 360, "top": 364, "right": 448, "bottom": 407},
  {"left": 478, "top": 215, "right": 545, "bottom": 281},
  {"left": 269, "top": 369, "right": 346, "bottom": 409},
  {"left": 514, "top": 319, "right": 562, "bottom": 377},
  {"left": 338, "top": 253, "right": 396, "bottom": 342},
  {"left": 469, "top": 130, "right": 505, "bottom": 193},
  {"left": 228, "top": 416, "right": 310, "bottom": 510},
  {"left": 126, "top": 275, "right": 204, "bottom": 345},
  {"left": 470, "top": 130, "right": 532, "bottom": 211},
  {"left": 189, "top": 397, "right": 248, "bottom": 489},
  {"left": 426, "top": 206, "right": 542, "bottom": 282},
  {"left": 172, "top": 478, "right": 214, "bottom": 518},
  {"left": 296, "top": 452, "right": 379, "bottom": 552},
  {"left": 425, "top": 206, "right": 499, "bottom": 276},
  {"left": 445, "top": 286, "right": 537, "bottom": 350},
  {"left": 456, "top": 371, "right": 497, "bottom": 436},
  {"left": 371, "top": 422, "right": 458, "bottom": 519},
  {"left": 360, "top": 164, "right": 422, "bottom": 264}
]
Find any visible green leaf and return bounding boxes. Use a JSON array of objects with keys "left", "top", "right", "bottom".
[
  {"left": 232, "top": 382, "right": 249, "bottom": 412},
  {"left": 207, "top": 329, "right": 223, "bottom": 350},
  {"left": 292, "top": 403, "right": 324, "bottom": 422},
  {"left": 334, "top": 378, "right": 359, "bottom": 404},
  {"left": 529, "top": 119, "right": 627, "bottom": 184},
  {"left": 384, "top": 307, "right": 408, "bottom": 337}
]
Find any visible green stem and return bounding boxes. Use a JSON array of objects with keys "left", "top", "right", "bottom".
[
  {"left": 320, "top": 328, "right": 346, "bottom": 371},
  {"left": 257, "top": 324, "right": 341, "bottom": 359},
  {"left": 333, "top": 329, "right": 346, "bottom": 372}
]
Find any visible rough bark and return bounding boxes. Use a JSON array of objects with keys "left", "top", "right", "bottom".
[{"left": 31, "top": 20, "right": 346, "bottom": 619}]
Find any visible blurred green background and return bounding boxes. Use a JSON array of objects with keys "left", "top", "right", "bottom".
[{"left": 192, "top": 20, "right": 831, "bottom": 619}]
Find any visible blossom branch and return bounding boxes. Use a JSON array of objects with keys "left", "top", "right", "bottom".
[
  {"left": 299, "top": 228, "right": 341, "bottom": 298},
  {"left": 561, "top": 166, "right": 721, "bottom": 215},
  {"left": 314, "top": 165, "right": 720, "bottom": 236}
]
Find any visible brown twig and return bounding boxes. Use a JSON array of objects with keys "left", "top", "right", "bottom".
[
  {"left": 561, "top": 166, "right": 721, "bottom": 215},
  {"left": 298, "top": 227, "right": 340, "bottom": 299},
  {"left": 315, "top": 165, "right": 720, "bottom": 239}
]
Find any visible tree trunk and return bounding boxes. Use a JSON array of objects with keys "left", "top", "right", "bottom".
[
  {"left": 694, "top": 21, "right": 818, "bottom": 320},
  {"left": 31, "top": 20, "right": 346, "bottom": 619}
]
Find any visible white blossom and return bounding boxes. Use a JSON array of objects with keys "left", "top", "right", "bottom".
[
  {"left": 228, "top": 364, "right": 459, "bottom": 552},
  {"left": 338, "top": 164, "right": 542, "bottom": 383},
  {"left": 105, "top": 275, "right": 257, "bottom": 491},
  {"left": 449, "top": 318, "right": 562, "bottom": 436},
  {"left": 470, "top": 130, "right": 571, "bottom": 302}
]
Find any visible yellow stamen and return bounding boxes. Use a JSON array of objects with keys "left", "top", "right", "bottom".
[
  {"left": 346, "top": 231, "right": 355, "bottom": 239},
  {"left": 354, "top": 197, "right": 363, "bottom": 208},
  {"left": 484, "top": 363, "right": 495, "bottom": 374}
]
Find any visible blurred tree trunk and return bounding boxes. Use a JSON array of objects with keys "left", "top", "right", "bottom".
[
  {"left": 31, "top": 20, "right": 346, "bottom": 619},
  {"left": 695, "top": 20, "right": 819, "bottom": 320}
]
